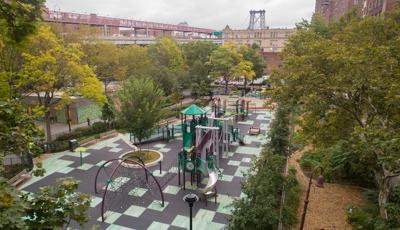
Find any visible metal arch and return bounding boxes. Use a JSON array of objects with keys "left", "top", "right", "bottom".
[
  {"left": 94, "top": 157, "right": 147, "bottom": 194},
  {"left": 100, "top": 158, "right": 165, "bottom": 222}
]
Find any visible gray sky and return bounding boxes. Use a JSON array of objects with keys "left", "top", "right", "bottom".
[{"left": 45, "top": 0, "right": 315, "bottom": 30}]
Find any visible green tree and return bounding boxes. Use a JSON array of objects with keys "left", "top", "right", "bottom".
[
  {"left": 23, "top": 177, "right": 91, "bottom": 229},
  {"left": 82, "top": 41, "right": 126, "bottom": 94},
  {"left": 148, "top": 37, "right": 185, "bottom": 94},
  {"left": 229, "top": 147, "right": 299, "bottom": 229},
  {"left": 208, "top": 42, "right": 241, "bottom": 94},
  {"left": 0, "top": 3, "right": 93, "bottom": 230},
  {"left": 149, "top": 36, "right": 184, "bottom": 72},
  {"left": 0, "top": 0, "right": 44, "bottom": 44},
  {"left": 182, "top": 41, "right": 216, "bottom": 98},
  {"left": 268, "top": 105, "right": 291, "bottom": 156},
  {"left": 0, "top": 100, "right": 43, "bottom": 175},
  {"left": 232, "top": 59, "right": 256, "bottom": 96},
  {"left": 240, "top": 44, "right": 265, "bottom": 79},
  {"left": 116, "top": 77, "right": 164, "bottom": 150},
  {"left": 101, "top": 96, "right": 115, "bottom": 127},
  {"left": 19, "top": 26, "right": 105, "bottom": 142},
  {"left": 271, "top": 9, "right": 400, "bottom": 220},
  {"left": 0, "top": 177, "right": 92, "bottom": 230},
  {"left": 120, "top": 44, "right": 152, "bottom": 77}
]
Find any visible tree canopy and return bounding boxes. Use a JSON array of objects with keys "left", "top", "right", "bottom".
[
  {"left": 270, "top": 10, "right": 400, "bottom": 223},
  {"left": 116, "top": 77, "right": 165, "bottom": 148},
  {"left": 19, "top": 25, "right": 105, "bottom": 141}
]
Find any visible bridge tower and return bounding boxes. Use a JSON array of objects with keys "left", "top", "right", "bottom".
[{"left": 248, "top": 10, "right": 267, "bottom": 30}]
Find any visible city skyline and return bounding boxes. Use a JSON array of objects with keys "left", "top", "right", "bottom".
[{"left": 45, "top": 0, "right": 315, "bottom": 30}]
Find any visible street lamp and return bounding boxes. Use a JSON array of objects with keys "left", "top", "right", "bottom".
[
  {"left": 299, "top": 166, "right": 324, "bottom": 230},
  {"left": 183, "top": 193, "right": 199, "bottom": 230}
]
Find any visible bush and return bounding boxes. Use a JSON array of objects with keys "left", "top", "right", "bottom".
[
  {"left": 229, "top": 148, "right": 299, "bottom": 229},
  {"left": 282, "top": 168, "right": 300, "bottom": 227},
  {"left": 347, "top": 187, "right": 400, "bottom": 229},
  {"left": 298, "top": 150, "right": 323, "bottom": 172},
  {"left": 47, "top": 122, "right": 112, "bottom": 153},
  {"left": 91, "top": 122, "right": 108, "bottom": 134}
]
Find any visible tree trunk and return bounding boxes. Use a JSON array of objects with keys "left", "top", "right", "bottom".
[
  {"left": 104, "top": 80, "right": 108, "bottom": 95},
  {"left": 243, "top": 78, "right": 248, "bottom": 97},
  {"left": 375, "top": 169, "right": 390, "bottom": 219},
  {"left": 45, "top": 111, "right": 52, "bottom": 142},
  {"left": 224, "top": 76, "right": 228, "bottom": 94},
  {"left": 66, "top": 104, "right": 72, "bottom": 133}
]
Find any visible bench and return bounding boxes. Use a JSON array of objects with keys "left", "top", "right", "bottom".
[
  {"left": 7, "top": 169, "right": 32, "bottom": 187},
  {"left": 248, "top": 126, "right": 261, "bottom": 135}
]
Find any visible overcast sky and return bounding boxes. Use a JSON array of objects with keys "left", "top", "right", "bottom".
[{"left": 45, "top": 0, "right": 315, "bottom": 30}]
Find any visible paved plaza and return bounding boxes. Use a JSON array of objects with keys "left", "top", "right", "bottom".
[{"left": 20, "top": 111, "right": 273, "bottom": 230}]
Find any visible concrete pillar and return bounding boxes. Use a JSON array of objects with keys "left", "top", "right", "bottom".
[{"left": 103, "top": 24, "right": 107, "bottom": 37}]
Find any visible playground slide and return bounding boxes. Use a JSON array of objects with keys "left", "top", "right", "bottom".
[{"left": 203, "top": 166, "right": 218, "bottom": 193}]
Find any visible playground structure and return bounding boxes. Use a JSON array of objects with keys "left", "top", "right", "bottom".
[
  {"left": 177, "top": 102, "right": 249, "bottom": 203},
  {"left": 129, "top": 119, "right": 180, "bottom": 145},
  {"left": 94, "top": 157, "right": 165, "bottom": 222},
  {"left": 94, "top": 101, "right": 254, "bottom": 221},
  {"left": 212, "top": 97, "right": 250, "bottom": 122}
]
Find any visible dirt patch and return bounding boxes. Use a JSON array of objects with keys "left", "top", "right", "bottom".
[
  {"left": 290, "top": 146, "right": 365, "bottom": 230},
  {"left": 123, "top": 150, "right": 161, "bottom": 165}
]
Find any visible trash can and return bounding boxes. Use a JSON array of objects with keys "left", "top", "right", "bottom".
[{"left": 68, "top": 139, "right": 78, "bottom": 152}]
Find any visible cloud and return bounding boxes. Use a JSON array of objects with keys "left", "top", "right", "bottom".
[{"left": 45, "top": 0, "right": 315, "bottom": 30}]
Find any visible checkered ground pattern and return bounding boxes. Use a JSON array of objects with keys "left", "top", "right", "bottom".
[{"left": 20, "top": 111, "right": 273, "bottom": 230}]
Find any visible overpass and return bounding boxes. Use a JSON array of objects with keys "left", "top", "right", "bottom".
[
  {"left": 99, "top": 36, "right": 223, "bottom": 45},
  {"left": 43, "top": 9, "right": 216, "bottom": 39}
]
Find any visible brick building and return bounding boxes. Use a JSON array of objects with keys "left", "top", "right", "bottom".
[
  {"left": 222, "top": 25, "right": 295, "bottom": 74},
  {"left": 315, "top": 0, "right": 399, "bottom": 22}
]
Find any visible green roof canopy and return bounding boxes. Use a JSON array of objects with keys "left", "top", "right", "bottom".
[{"left": 181, "top": 104, "right": 206, "bottom": 115}]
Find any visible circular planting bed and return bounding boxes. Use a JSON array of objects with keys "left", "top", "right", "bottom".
[{"left": 119, "top": 149, "right": 163, "bottom": 168}]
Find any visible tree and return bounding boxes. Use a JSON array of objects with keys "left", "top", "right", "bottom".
[
  {"left": 229, "top": 147, "right": 299, "bottom": 229},
  {"left": 0, "top": 100, "right": 43, "bottom": 174},
  {"left": 23, "top": 177, "right": 91, "bottom": 229},
  {"left": 148, "top": 37, "right": 185, "bottom": 94},
  {"left": 0, "top": 0, "right": 44, "bottom": 44},
  {"left": 232, "top": 60, "right": 255, "bottom": 96},
  {"left": 0, "top": 177, "right": 92, "bottom": 230},
  {"left": 19, "top": 26, "right": 105, "bottom": 142},
  {"left": 0, "top": 3, "right": 93, "bottom": 230},
  {"left": 182, "top": 41, "right": 216, "bottom": 98},
  {"left": 208, "top": 42, "right": 241, "bottom": 94},
  {"left": 270, "top": 10, "right": 400, "bottom": 220},
  {"left": 82, "top": 41, "right": 126, "bottom": 94},
  {"left": 149, "top": 36, "right": 184, "bottom": 73},
  {"left": 116, "top": 77, "right": 164, "bottom": 150},
  {"left": 120, "top": 44, "right": 152, "bottom": 77},
  {"left": 240, "top": 44, "right": 265, "bottom": 79},
  {"left": 101, "top": 96, "right": 115, "bottom": 127},
  {"left": 268, "top": 105, "right": 291, "bottom": 156}
]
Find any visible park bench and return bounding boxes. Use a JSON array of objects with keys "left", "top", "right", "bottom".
[
  {"left": 7, "top": 169, "right": 31, "bottom": 187},
  {"left": 248, "top": 126, "right": 261, "bottom": 135}
]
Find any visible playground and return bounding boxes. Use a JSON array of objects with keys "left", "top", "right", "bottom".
[{"left": 20, "top": 98, "right": 274, "bottom": 230}]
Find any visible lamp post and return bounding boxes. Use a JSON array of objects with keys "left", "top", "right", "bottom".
[
  {"left": 299, "top": 166, "right": 324, "bottom": 230},
  {"left": 183, "top": 193, "right": 199, "bottom": 230}
]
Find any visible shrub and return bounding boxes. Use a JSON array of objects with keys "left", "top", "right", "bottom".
[
  {"left": 91, "top": 122, "right": 108, "bottom": 134},
  {"left": 282, "top": 168, "right": 300, "bottom": 227},
  {"left": 298, "top": 150, "right": 323, "bottom": 172},
  {"left": 229, "top": 148, "right": 299, "bottom": 229}
]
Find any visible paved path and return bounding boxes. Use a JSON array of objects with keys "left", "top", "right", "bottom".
[{"left": 289, "top": 146, "right": 365, "bottom": 230}]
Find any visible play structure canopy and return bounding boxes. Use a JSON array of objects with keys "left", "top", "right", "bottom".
[{"left": 181, "top": 104, "right": 206, "bottom": 115}]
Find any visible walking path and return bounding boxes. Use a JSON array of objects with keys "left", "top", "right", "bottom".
[{"left": 289, "top": 146, "right": 365, "bottom": 230}]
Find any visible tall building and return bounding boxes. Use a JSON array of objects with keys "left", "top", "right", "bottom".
[{"left": 315, "top": 0, "right": 399, "bottom": 22}]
